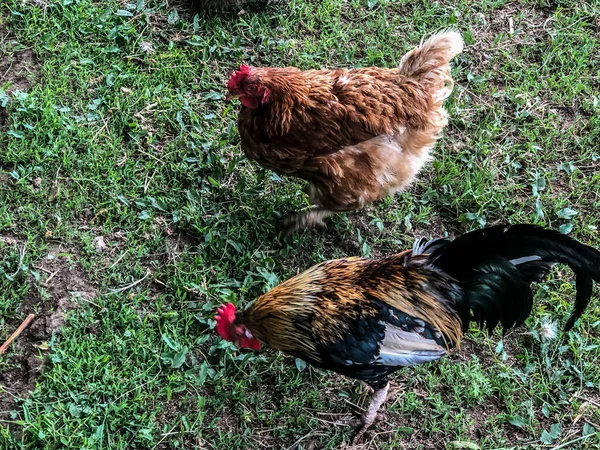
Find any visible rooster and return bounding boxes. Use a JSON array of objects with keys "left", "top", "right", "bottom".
[
  {"left": 215, "top": 224, "right": 600, "bottom": 440},
  {"left": 226, "top": 31, "right": 463, "bottom": 236}
]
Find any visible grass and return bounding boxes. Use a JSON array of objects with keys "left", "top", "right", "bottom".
[{"left": 1, "top": 0, "right": 599, "bottom": 448}]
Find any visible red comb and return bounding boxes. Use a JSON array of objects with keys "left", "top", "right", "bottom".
[
  {"left": 215, "top": 302, "right": 236, "bottom": 341},
  {"left": 227, "top": 64, "right": 251, "bottom": 91}
]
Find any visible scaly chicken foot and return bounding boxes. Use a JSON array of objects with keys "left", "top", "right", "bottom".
[
  {"left": 352, "top": 381, "right": 390, "bottom": 444},
  {"left": 278, "top": 208, "right": 332, "bottom": 239}
]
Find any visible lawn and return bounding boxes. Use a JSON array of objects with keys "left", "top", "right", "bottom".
[{"left": 1, "top": 0, "right": 599, "bottom": 448}]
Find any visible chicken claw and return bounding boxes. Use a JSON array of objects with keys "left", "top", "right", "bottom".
[
  {"left": 277, "top": 208, "right": 331, "bottom": 240},
  {"left": 352, "top": 382, "right": 390, "bottom": 444}
]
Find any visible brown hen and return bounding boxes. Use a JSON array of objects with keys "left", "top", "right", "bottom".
[{"left": 226, "top": 31, "right": 463, "bottom": 236}]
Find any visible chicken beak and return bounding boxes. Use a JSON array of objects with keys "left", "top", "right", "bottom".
[{"left": 225, "top": 92, "right": 242, "bottom": 102}]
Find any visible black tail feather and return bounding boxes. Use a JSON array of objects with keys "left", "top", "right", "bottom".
[
  {"left": 462, "top": 255, "right": 533, "bottom": 332},
  {"left": 424, "top": 224, "right": 600, "bottom": 333}
]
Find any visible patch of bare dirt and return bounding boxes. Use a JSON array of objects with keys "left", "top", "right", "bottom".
[
  {"left": 0, "top": 13, "right": 38, "bottom": 129},
  {"left": 0, "top": 240, "right": 96, "bottom": 417}
]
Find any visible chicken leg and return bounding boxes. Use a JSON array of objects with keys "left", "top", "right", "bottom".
[
  {"left": 278, "top": 207, "right": 332, "bottom": 239},
  {"left": 352, "top": 381, "right": 390, "bottom": 444}
]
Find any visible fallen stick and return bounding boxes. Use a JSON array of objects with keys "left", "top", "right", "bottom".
[{"left": 0, "top": 314, "right": 36, "bottom": 355}]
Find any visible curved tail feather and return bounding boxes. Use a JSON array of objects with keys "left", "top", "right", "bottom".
[
  {"left": 398, "top": 31, "right": 463, "bottom": 103},
  {"left": 421, "top": 224, "right": 600, "bottom": 333},
  {"left": 398, "top": 30, "right": 464, "bottom": 81}
]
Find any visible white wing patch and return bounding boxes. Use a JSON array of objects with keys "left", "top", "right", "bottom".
[
  {"left": 412, "top": 237, "right": 430, "bottom": 255},
  {"left": 509, "top": 255, "right": 543, "bottom": 265},
  {"left": 376, "top": 323, "right": 446, "bottom": 367}
]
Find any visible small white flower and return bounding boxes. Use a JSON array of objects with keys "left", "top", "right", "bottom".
[
  {"left": 539, "top": 317, "right": 558, "bottom": 341},
  {"left": 140, "top": 41, "right": 155, "bottom": 53}
]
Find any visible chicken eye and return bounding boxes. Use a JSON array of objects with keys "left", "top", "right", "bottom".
[
  {"left": 236, "top": 326, "right": 247, "bottom": 338},
  {"left": 245, "top": 84, "right": 257, "bottom": 94}
]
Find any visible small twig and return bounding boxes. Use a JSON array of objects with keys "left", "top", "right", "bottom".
[
  {"left": 8, "top": 243, "right": 27, "bottom": 278},
  {"left": 0, "top": 314, "right": 35, "bottom": 355},
  {"left": 77, "top": 296, "right": 101, "bottom": 309},
  {"left": 33, "top": 265, "right": 53, "bottom": 274},
  {"left": 153, "top": 278, "right": 167, "bottom": 287},
  {"left": 143, "top": 170, "right": 158, "bottom": 194},
  {"left": 0, "top": 63, "right": 14, "bottom": 83},
  {"left": 114, "top": 367, "right": 162, "bottom": 402},
  {"left": 549, "top": 434, "right": 595, "bottom": 450},
  {"left": 135, "top": 102, "right": 158, "bottom": 116},
  {"left": 106, "top": 268, "right": 151, "bottom": 294},
  {"left": 107, "top": 250, "right": 129, "bottom": 269},
  {"left": 137, "top": 146, "right": 165, "bottom": 165},
  {"left": 341, "top": 397, "right": 362, "bottom": 410},
  {"left": 152, "top": 422, "right": 178, "bottom": 450},
  {"left": 284, "top": 431, "right": 326, "bottom": 450},
  {"left": 91, "top": 112, "right": 111, "bottom": 143},
  {"left": 44, "top": 269, "right": 61, "bottom": 286},
  {"left": 183, "top": 285, "right": 202, "bottom": 295},
  {"left": 311, "top": 416, "right": 352, "bottom": 426},
  {"left": 116, "top": 151, "right": 128, "bottom": 167},
  {"left": 573, "top": 394, "right": 600, "bottom": 409}
]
